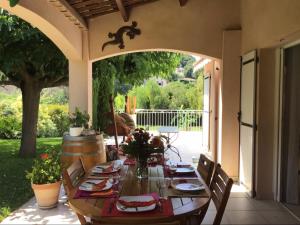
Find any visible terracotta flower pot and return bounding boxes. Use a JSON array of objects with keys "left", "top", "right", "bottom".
[{"left": 31, "top": 180, "right": 61, "bottom": 209}]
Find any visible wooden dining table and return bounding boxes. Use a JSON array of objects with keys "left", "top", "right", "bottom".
[{"left": 68, "top": 160, "right": 211, "bottom": 224}]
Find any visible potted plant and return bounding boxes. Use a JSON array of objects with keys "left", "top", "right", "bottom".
[
  {"left": 26, "top": 148, "right": 62, "bottom": 209},
  {"left": 69, "top": 107, "right": 90, "bottom": 136}
]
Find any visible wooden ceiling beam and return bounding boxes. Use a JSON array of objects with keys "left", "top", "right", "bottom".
[
  {"left": 179, "top": 0, "right": 187, "bottom": 7},
  {"left": 49, "top": 0, "right": 88, "bottom": 30},
  {"left": 115, "top": 0, "right": 129, "bottom": 22}
]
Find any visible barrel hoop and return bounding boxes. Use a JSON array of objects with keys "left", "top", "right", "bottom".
[
  {"left": 63, "top": 142, "right": 97, "bottom": 146},
  {"left": 62, "top": 151, "right": 99, "bottom": 157}
]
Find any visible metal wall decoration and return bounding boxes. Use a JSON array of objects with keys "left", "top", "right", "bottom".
[{"left": 101, "top": 21, "right": 141, "bottom": 51}]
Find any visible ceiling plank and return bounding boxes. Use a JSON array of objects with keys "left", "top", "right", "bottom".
[
  {"left": 179, "top": 0, "right": 187, "bottom": 7},
  {"left": 115, "top": 0, "right": 129, "bottom": 22},
  {"left": 49, "top": 0, "right": 88, "bottom": 29}
]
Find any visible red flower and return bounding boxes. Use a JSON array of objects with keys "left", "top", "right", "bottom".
[
  {"left": 151, "top": 136, "right": 163, "bottom": 148},
  {"left": 125, "top": 135, "right": 133, "bottom": 143},
  {"left": 40, "top": 153, "right": 49, "bottom": 160}
]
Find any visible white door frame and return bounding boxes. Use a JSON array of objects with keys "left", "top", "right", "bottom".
[
  {"left": 275, "top": 39, "right": 300, "bottom": 202},
  {"left": 239, "top": 50, "right": 258, "bottom": 197}
]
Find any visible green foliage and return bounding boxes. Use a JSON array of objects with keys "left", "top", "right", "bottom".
[
  {"left": 49, "top": 108, "right": 69, "bottom": 136},
  {"left": 69, "top": 107, "right": 90, "bottom": 128},
  {"left": 0, "top": 11, "right": 68, "bottom": 87},
  {"left": 0, "top": 93, "right": 69, "bottom": 138},
  {"left": 92, "top": 60, "right": 115, "bottom": 131},
  {"left": 0, "top": 138, "right": 61, "bottom": 222},
  {"left": 0, "top": 102, "right": 21, "bottom": 138},
  {"left": 92, "top": 52, "right": 181, "bottom": 131},
  {"left": 26, "top": 147, "right": 61, "bottom": 184},
  {"left": 114, "top": 93, "right": 125, "bottom": 111},
  {"left": 8, "top": 0, "right": 19, "bottom": 7},
  {"left": 37, "top": 106, "right": 57, "bottom": 137},
  {"left": 0, "top": 207, "right": 10, "bottom": 222},
  {"left": 40, "top": 87, "right": 68, "bottom": 105},
  {"left": 128, "top": 77, "right": 203, "bottom": 110}
]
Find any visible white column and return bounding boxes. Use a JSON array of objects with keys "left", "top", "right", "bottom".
[{"left": 69, "top": 60, "right": 92, "bottom": 118}]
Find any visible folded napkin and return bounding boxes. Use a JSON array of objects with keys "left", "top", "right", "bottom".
[
  {"left": 74, "top": 188, "right": 118, "bottom": 199},
  {"left": 123, "top": 158, "right": 136, "bottom": 165},
  {"left": 103, "top": 166, "right": 113, "bottom": 173},
  {"left": 117, "top": 199, "right": 157, "bottom": 208},
  {"left": 92, "top": 165, "right": 116, "bottom": 174},
  {"left": 91, "top": 179, "right": 108, "bottom": 191},
  {"left": 101, "top": 193, "right": 174, "bottom": 217},
  {"left": 90, "top": 189, "right": 115, "bottom": 197}
]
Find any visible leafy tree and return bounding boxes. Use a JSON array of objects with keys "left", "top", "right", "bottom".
[
  {"left": 180, "top": 55, "right": 196, "bottom": 78},
  {"left": 0, "top": 11, "right": 68, "bottom": 156},
  {"left": 93, "top": 52, "right": 181, "bottom": 130}
]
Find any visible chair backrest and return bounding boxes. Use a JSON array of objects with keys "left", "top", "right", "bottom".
[
  {"left": 197, "top": 154, "right": 215, "bottom": 186},
  {"left": 62, "top": 159, "right": 85, "bottom": 197},
  {"left": 210, "top": 164, "right": 233, "bottom": 225},
  {"left": 62, "top": 159, "right": 88, "bottom": 225}
]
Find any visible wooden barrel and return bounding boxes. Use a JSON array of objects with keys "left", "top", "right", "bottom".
[{"left": 61, "top": 134, "right": 106, "bottom": 171}]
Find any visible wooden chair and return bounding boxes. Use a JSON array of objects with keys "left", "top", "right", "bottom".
[
  {"left": 62, "top": 159, "right": 90, "bottom": 225},
  {"left": 197, "top": 154, "right": 215, "bottom": 186},
  {"left": 209, "top": 164, "right": 233, "bottom": 225}
]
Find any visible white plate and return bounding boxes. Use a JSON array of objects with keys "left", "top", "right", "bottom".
[
  {"left": 79, "top": 179, "right": 112, "bottom": 191},
  {"left": 92, "top": 165, "right": 120, "bottom": 174},
  {"left": 175, "top": 183, "right": 204, "bottom": 191},
  {"left": 116, "top": 196, "right": 156, "bottom": 212},
  {"left": 176, "top": 167, "right": 195, "bottom": 173}
]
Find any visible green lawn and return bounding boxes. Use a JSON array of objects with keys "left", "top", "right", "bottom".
[{"left": 0, "top": 138, "right": 62, "bottom": 222}]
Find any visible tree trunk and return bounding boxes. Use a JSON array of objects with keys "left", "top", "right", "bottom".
[{"left": 19, "top": 80, "right": 41, "bottom": 157}]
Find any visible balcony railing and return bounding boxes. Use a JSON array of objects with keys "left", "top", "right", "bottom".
[{"left": 135, "top": 109, "right": 204, "bottom": 131}]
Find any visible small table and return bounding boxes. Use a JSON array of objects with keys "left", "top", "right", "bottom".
[{"left": 158, "top": 126, "right": 181, "bottom": 161}]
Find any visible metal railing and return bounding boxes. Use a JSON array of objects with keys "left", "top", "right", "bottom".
[{"left": 135, "top": 109, "right": 204, "bottom": 131}]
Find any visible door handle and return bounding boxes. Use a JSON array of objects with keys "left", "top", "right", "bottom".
[{"left": 237, "top": 111, "right": 241, "bottom": 123}]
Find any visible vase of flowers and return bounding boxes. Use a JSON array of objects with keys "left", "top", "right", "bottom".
[
  {"left": 69, "top": 107, "right": 90, "bottom": 136},
  {"left": 26, "top": 148, "right": 61, "bottom": 209},
  {"left": 123, "top": 128, "right": 164, "bottom": 179}
]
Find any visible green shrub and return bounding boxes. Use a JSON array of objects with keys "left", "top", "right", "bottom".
[
  {"left": 49, "top": 108, "right": 69, "bottom": 136},
  {"left": 37, "top": 106, "right": 58, "bottom": 137},
  {"left": 0, "top": 103, "right": 22, "bottom": 139}
]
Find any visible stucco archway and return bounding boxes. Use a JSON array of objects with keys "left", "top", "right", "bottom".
[{"left": 0, "top": 0, "right": 83, "bottom": 61}]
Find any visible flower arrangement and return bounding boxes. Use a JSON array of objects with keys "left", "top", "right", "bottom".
[
  {"left": 123, "top": 128, "right": 164, "bottom": 160},
  {"left": 26, "top": 148, "right": 61, "bottom": 184}
]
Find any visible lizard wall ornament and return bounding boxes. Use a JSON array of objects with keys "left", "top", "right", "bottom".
[{"left": 101, "top": 21, "right": 141, "bottom": 51}]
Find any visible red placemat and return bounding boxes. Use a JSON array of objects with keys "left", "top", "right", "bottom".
[
  {"left": 101, "top": 193, "right": 173, "bottom": 217},
  {"left": 163, "top": 166, "right": 198, "bottom": 178}
]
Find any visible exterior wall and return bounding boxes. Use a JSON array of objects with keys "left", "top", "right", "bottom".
[
  {"left": 241, "top": 0, "right": 300, "bottom": 54},
  {"left": 219, "top": 30, "right": 241, "bottom": 180},
  {"left": 241, "top": 0, "right": 300, "bottom": 199},
  {"left": 0, "top": 0, "right": 83, "bottom": 60},
  {"left": 88, "top": 0, "right": 241, "bottom": 61}
]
